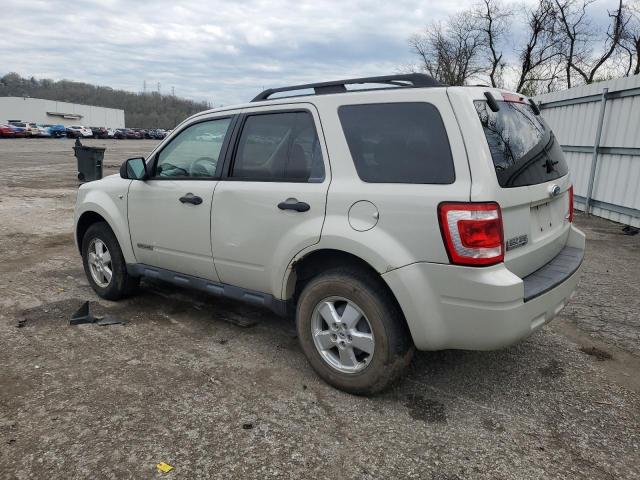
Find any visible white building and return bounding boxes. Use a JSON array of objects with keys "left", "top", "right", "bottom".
[{"left": 0, "top": 96, "right": 125, "bottom": 128}]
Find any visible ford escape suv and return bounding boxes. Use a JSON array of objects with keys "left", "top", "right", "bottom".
[{"left": 74, "top": 74, "right": 585, "bottom": 394}]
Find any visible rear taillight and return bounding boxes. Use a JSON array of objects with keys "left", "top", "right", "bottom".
[
  {"left": 568, "top": 185, "right": 574, "bottom": 223},
  {"left": 438, "top": 202, "right": 504, "bottom": 266}
]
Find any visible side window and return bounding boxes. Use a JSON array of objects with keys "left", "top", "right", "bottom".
[
  {"left": 231, "top": 111, "right": 325, "bottom": 182},
  {"left": 338, "top": 102, "right": 455, "bottom": 184},
  {"left": 155, "top": 117, "right": 232, "bottom": 178}
]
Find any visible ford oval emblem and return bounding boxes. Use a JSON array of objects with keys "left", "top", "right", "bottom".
[{"left": 549, "top": 184, "right": 561, "bottom": 197}]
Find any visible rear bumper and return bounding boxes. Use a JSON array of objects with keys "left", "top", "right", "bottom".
[{"left": 383, "top": 225, "right": 586, "bottom": 351}]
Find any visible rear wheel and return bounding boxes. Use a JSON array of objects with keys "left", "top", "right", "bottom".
[
  {"left": 81, "top": 222, "right": 139, "bottom": 300},
  {"left": 296, "top": 268, "right": 414, "bottom": 395}
]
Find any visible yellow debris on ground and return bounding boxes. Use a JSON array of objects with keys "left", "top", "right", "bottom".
[{"left": 156, "top": 462, "right": 174, "bottom": 473}]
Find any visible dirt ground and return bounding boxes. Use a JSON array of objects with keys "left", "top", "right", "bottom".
[{"left": 0, "top": 138, "right": 639, "bottom": 480}]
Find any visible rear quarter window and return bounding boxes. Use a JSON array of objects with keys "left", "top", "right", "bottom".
[{"left": 338, "top": 102, "right": 455, "bottom": 184}]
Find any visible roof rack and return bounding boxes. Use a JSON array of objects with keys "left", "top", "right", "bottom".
[{"left": 251, "top": 73, "right": 444, "bottom": 102}]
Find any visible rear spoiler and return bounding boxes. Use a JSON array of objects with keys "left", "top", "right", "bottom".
[{"left": 483, "top": 91, "right": 540, "bottom": 115}]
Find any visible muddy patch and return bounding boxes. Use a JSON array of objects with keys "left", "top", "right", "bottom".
[
  {"left": 580, "top": 346, "right": 613, "bottom": 361},
  {"left": 404, "top": 394, "right": 447, "bottom": 423},
  {"left": 481, "top": 417, "right": 506, "bottom": 433},
  {"left": 538, "top": 359, "right": 565, "bottom": 378}
]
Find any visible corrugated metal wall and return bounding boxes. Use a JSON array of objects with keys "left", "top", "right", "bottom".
[{"left": 534, "top": 75, "right": 640, "bottom": 228}]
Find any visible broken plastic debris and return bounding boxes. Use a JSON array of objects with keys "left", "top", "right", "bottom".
[
  {"left": 69, "top": 301, "right": 96, "bottom": 325},
  {"left": 156, "top": 462, "right": 174, "bottom": 473},
  {"left": 70, "top": 303, "right": 127, "bottom": 326},
  {"left": 96, "top": 315, "right": 127, "bottom": 326}
]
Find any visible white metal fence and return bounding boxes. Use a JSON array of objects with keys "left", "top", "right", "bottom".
[{"left": 534, "top": 75, "right": 640, "bottom": 228}]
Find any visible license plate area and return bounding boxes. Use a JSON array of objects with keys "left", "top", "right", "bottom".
[{"left": 531, "top": 199, "right": 563, "bottom": 241}]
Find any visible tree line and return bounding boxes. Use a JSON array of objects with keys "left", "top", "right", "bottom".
[
  {"left": 408, "top": 0, "right": 640, "bottom": 94},
  {"left": 0, "top": 73, "right": 210, "bottom": 129}
]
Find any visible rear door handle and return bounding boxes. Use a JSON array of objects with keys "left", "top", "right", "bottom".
[
  {"left": 278, "top": 199, "right": 310, "bottom": 212},
  {"left": 179, "top": 193, "right": 203, "bottom": 205}
]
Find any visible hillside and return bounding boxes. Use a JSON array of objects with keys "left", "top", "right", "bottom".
[{"left": 0, "top": 73, "right": 210, "bottom": 129}]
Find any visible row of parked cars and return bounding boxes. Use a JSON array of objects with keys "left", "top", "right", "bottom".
[{"left": 0, "top": 121, "right": 170, "bottom": 140}]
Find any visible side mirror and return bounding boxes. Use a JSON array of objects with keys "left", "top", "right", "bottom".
[{"left": 120, "top": 157, "right": 147, "bottom": 180}]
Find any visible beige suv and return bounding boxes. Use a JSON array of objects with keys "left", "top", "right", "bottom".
[{"left": 74, "top": 74, "right": 585, "bottom": 394}]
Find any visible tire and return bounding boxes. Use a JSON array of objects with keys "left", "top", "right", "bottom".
[
  {"left": 81, "top": 222, "right": 139, "bottom": 300},
  {"left": 296, "top": 267, "right": 414, "bottom": 395}
]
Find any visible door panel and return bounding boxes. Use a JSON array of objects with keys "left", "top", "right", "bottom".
[
  {"left": 212, "top": 182, "right": 327, "bottom": 294},
  {"left": 127, "top": 115, "right": 234, "bottom": 281},
  {"left": 128, "top": 180, "right": 218, "bottom": 280},
  {"left": 211, "top": 105, "right": 330, "bottom": 297}
]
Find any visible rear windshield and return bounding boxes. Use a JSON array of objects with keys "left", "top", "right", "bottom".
[
  {"left": 338, "top": 102, "right": 455, "bottom": 184},
  {"left": 474, "top": 100, "right": 568, "bottom": 188}
]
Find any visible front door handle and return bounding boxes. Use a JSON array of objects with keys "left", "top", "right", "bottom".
[
  {"left": 179, "top": 193, "right": 203, "bottom": 205},
  {"left": 278, "top": 199, "right": 310, "bottom": 212}
]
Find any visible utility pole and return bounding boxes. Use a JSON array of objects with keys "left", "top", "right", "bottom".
[
  {"left": 157, "top": 82, "right": 161, "bottom": 94},
  {"left": 143, "top": 80, "right": 146, "bottom": 94},
  {"left": 171, "top": 86, "right": 175, "bottom": 96}
]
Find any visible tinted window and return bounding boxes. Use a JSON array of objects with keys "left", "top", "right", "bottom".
[
  {"left": 232, "top": 111, "right": 324, "bottom": 182},
  {"left": 474, "top": 100, "right": 568, "bottom": 188},
  {"left": 155, "top": 117, "right": 231, "bottom": 178},
  {"left": 338, "top": 102, "right": 455, "bottom": 184}
]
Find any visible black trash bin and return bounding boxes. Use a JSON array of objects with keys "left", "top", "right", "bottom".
[{"left": 73, "top": 139, "right": 105, "bottom": 182}]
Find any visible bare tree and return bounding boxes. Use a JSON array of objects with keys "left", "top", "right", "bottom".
[
  {"left": 567, "top": 0, "right": 629, "bottom": 83},
  {"left": 408, "top": 0, "right": 636, "bottom": 93},
  {"left": 473, "top": 0, "right": 513, "bottom": 87},
  {"left": 620, "top": 1, "right": 640, "bottom": 76},
  {"left": 514, "top": 0, "right": 563, "bottom": 93},
  {"left": 409, "top": 12, "right": 486, "bottom": 85},
  {"left": 554, "top": 0, "right": 594, "bottom": 88}
]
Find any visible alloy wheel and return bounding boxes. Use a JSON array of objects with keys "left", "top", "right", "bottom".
[
  {"left": 311, "top": 296, "right": 375, "bottom": 374},
  {"left": 87, "top": 238, "right": 113, "bottom": 288}
]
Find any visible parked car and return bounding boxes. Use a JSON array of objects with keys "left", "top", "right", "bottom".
[
  {"left": 152, "top": 129, "right": 167, "bottom": 139},
  {"left": 66, "top": 125, "right": 93, "bottom": 138},
  {"left": 42, "top": 124, "right": 67, "bottom": 138},
  {"left": 0, "top": 124, "right": 16, "bottom": 138},
  {"left": 126, "top": 128, "right": 143, "bottom": 139},
  {"left": 74, "top": 73, "right": 585, "bottom": 394},
  {"left": 9, "top": 121, "right": 39, "bottom": 137},
  {"left": 90, "top": 127, "right": 109, "bottom": 139},
  {"left": 7, "top": 124, "right": 26, "bottom": 137},
  {"left": 36, "top": 125, "right": 52, "bottom": 137},
  {"left": 131, "top": 128, "right": 146, "bottom": 139}
]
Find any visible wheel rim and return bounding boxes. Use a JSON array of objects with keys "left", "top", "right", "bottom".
[
  {"left": 87, "top": 238, "right": 113, "bottom": 288},
  {"left": 311, "top": 296, "right": 375, "bottom": 374}
]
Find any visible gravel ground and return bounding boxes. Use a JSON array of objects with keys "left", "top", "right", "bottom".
[{"left": 0, "top": 138, "right": 638, "bottom": 479}]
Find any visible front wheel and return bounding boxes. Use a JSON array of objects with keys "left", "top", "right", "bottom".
[
  {"left": 296, "top": 268, "right": 414, "bottom": 395},
  {"left": 81, "top": 222, "right": 139, "bottom": 300}
]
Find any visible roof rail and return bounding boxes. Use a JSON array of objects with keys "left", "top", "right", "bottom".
[{"left": 251, "top": 73, "right": 444, "bottom": 102}]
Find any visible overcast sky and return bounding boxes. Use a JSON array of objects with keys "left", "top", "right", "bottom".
[{"left": 1, "top": 0, "right": 620, "bottom": 106}]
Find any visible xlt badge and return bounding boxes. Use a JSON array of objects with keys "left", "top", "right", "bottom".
[{"left": 506, "top": 234, "right": 528, "bottom": 251}]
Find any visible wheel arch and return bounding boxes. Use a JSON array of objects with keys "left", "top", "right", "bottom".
[
  {"left": 75, "top": 201, "right": 135, "bottom": 264},
  {"left": 284, "top": 249, "right": 379, "bottom": 297},
  {"left": 286, "top": 248, "right": 415, "bottom": 350},
  {"left": 76, "top": 211, "right": 108, "bottom": 252},
  {"left": 284, "top": 247, "right": 412, "bottom": 329}
]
